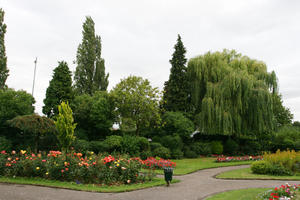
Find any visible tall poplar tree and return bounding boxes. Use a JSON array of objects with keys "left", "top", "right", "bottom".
[
  {"left": 74, "top": 16, "right": 109, "bottom": 95},
  {"left": 0, "top": 8, "right": 9, "bottom": 89},
  {"left": 162, "top": 35, "right": 189, "bottom": 113},
  {"left": 188, "top": 50, "right": 278, "bottom": 137},
  {"left": 43, "top": 61, "right": 73, "bottom": 118}
]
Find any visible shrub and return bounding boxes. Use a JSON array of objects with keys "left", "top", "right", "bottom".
[
  {"left": 89, "top": 141, "right": 108, "bottom": 154},
  {"left": 142, "top": 157, "right": 176, "bottom": 169},
  {"left": 211, "top": 141, "right": 223, "bottom": 155},
  {"left": 140, "top": 151, "right": 152, "bottom": 160},
  {"left": 183, "top": 146, "right": 198, "bottom": 158},
  {"left": 263, "top": 150, "right": 298, "bottom": 172},
  {"left": 251, "top": 160, "right": 271, "bottom": 174},
  {"left": 224, "top": 139, "right": 239, "bottom": 155},
  {"left": 171, "top": 149, "right": 184, "bottom": 159},
  {"left": 104, "top": 135, "right": 122, "bottom": 152},
  {"left": 160, "top": 135, "right": 183, "bottom": 151},
  {"left": 240, "top": 140, "right": 261, "bottom": 155},
  {"left": 0, "top": 136, "right": 12, "bottom": 151},
  {"left": 268, "top": 164, "right": 293, "bottom": 176},
  {"left": 191, "top": 142, "right": 211, "bottom": 156},
  {"left": 152, "top": 147, "right": 171, "bottom": 159},
  {"left": 121, "top": 135, "right": 139, "bottom": 156},
  {"left": 72, "top": 139, "right": 90, "bottom": 154},
  {"left": 150, "top": 142, "right": 163, "bottom": 151},
  {"left": 137, "top": 137, "right": 150, "bottom": 152}
]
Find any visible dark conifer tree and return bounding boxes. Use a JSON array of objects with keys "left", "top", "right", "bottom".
[
  {"left": 163, "top": 34, "right": 189, "bottom": 113},
  {"left": 43, "top": 61, "right": 73, "bottom": 118}
]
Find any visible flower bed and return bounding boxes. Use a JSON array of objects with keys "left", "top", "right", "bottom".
[
  {"left": 142, "top": 157, "right": 176, "bottom": 169},
  {"left": 259, "top": 183, "right": 300, "bottom": 200},
  {"left": 216, "top": 155, "right": 262, "bottom": 162},
  {"left": 0, "top": 150, "right": 148, "bottom": 185}
]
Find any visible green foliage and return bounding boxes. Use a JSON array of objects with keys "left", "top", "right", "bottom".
[
  {"left": 153, "top": 147, "right": 171, "bottom": 159},
  {"left": 150, "top": 142, "right": 163, "bottom": 151},
  {"left": 54, "top": 102, "right": 77, "bottom": 152},
  {"left": 188, "top": 50, "right": 277, "bottom": 137},
  {"left": 161, "top": 112, "right": 194, "bottom": 139},
  {"left": 191, "top": 141, "right": 212, "bottom": 155},
  {"left": 272, "top": 125, "right": 300, "bottom": 151},
  {"left": 7, "top": 114, "right": 56, "bottom": 152},
  {"left": 0, "top": 136, "right": 11, "bottom": 151},
  {"left": 0, "top": 9, "right": 9, "bottom": 89},
  {"left": 0, "top": 89, "right": 35, "bottom": 131},
  {"left": 104, "top": 135, "right": 122, "bottom": 152},
  {"left": 224, "top": 138, "right": 239, "bottom": 155},
  {"left": 211, "top": 141, "right": 223, "bottom": 155},
  {"left": 43, "top": 61, "right": 73, "bottom": 118},
  {"left": 110, "top": 76, "right": 161, "bottom": 135},
  {"left": 183, "top": 147, "right": 198, "bottom": 158},
  {"left": 251, "top": 160, "right": 270, "bottom": 174},
  {"left": 89, "top": 141, "right": 108, "bottom": 154},
  {"left": 72, "top": 139, "right": 90, "bottom": 153},
  {"left": 171, "top": 149, "right": 184, "bottom": 159},
  {"left": 160, "top": 134, "right": 183, "bottom": 151},
  {"left": 71, "top": 91, "right": 115, "bottom": 140},
  {"left": 272, "top": 93, "right": 293, "bottom": 129},
  {"left": 74, "top": 16, "right": 109, "bottom": 95},
  {"left": 162, "top": 35, "right": 189, "bottom": 113}
]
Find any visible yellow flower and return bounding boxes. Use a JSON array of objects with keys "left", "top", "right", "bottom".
[
  {"left": 20, "top": 150, "right": 26, "bottom": 155},
  {"left": 90, "top": 151, "right": 94, "bottom": 155},
  {"left": 45, "top": 172, "right": 49, "bottom": 175},
  {"left": 117, "top": 163, "right": 120, "bottom": 167},
  {"left": 36, "top": 167, "right": 40, "bottom": 170},
  {"left": 64, "top": 161, "right": 68, "bottom": 166},
  {"left": 89, "top": 157, "right": 92, "bottom": 160}
]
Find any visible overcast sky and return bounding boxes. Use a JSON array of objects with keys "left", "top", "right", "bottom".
[{"left": 1, "top": 0, "right": 300, "bottom": 121}]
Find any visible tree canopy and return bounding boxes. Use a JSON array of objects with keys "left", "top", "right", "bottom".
[
  {"left": 162, "top": 34, "right": 189, "bottom": 113},
  {"left": 110, "top": 76, "right": 161, "bottom": 136},
  {"left": 74, "top": 16, "right": 109, "bottom": 95},
  {"left": 188, "top": 50, "right": 277, "bottom": 137},
  {"left": 0, "top": 8, "right": 9, "bottom": 89},
  {"left": 7, "top": 114, "right": 56, "bottom": 152},
  {"left": 43, "top": 61, "right": 73, "bottom": 118},
  {"left": 71, "top": 91, "right": 115, "bottom": 140},
  {"left": 272, "top": 93, "right": 293, "bottom": 129}
]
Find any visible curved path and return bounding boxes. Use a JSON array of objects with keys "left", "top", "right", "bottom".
[{"left": 0, "top": 165, "right": 299, "bottom": 200}]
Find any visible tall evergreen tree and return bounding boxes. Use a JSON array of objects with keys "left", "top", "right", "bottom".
[
  {"left": 43, "top": 61, "right": 73, "bottom": 118},
  {"left": 74, "top": 17, "right": 109, "bottom": 95},
  {"left": 0, "top": 8, "right": 9, "bottom": 89},
  {"left": 162, "top": 34, "right": 189, "bottom": 113}
]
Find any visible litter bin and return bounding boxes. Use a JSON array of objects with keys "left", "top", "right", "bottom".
[{"left": 164, "top": 167, "right": 173, "bottom": 186}]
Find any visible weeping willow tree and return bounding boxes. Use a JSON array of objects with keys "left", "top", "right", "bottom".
[{"left": 188, "top": 50, "right": 277, "bottom": 137}]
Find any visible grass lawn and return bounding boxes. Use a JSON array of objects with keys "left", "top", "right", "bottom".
[
  {"left": 143, "top": 157, "right": 253, "bottom": 175},
  {"left": 205, "top": 188, "right": 270, "bottom": 200},
  {"left": 0, "top": 176, "right": 179, "bottom": 193},
  {"left": 216, "top": 167, "right": 300, "bottom": 180}
]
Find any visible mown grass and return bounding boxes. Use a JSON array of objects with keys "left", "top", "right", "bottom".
[
  {"left": 216, "top": 167, "right": 300, "bottom": 180},
  {"left": 0, "top": 176, "right": 179, "bottom": 192},
  {"left": 143, "top": 157, "right": 253, "bottom": 175},
  {"left": 205, "top": 188, "right": 271, "bottom": 200}
]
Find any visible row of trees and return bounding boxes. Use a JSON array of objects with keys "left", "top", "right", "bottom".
[{"left": 0, "top": 7, "right": 295, "bottom": 155}]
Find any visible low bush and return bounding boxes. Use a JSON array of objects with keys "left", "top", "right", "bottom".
[
  {"left": 150, "top": 142, "right": 163, "bottom": 151},
  {"left": 152, "top": 147, "right": 171, "bottom": 159},
  {"left": 251, "top": 160, "right": 271, "bottom": 174},
  {"left": 171, "top": 149, "right": 184, "bottom": 159},
  {"left": 72, "top": 139, "right": 90, "bottom": 154},
  {"left": 139, "top": 151, "right": 152, "bottom": 160},
  {"left": 104, "top": 135, "right": 122, "bottom": 152},
  {"left": 211, "top": 141, "right": 223, "bottom": 155},
  {"left": 263, "top": 150, "right": 299, "bottom": 172},
  {"left": 0, "top": 136, "right": 12, "bottom": 151},
  {"left": 142, "top": 157, "right": 176, "bottom": 169},
  {"left": 0, "top": 150, "right": 147, "bottom": 185},
  {"left": 183, "top": 147, "right": 198, "bottom": 158},
  {"left": 260, "top": 183, "right": 300, "bottom": 200},
  {"left": 191, "top": 142, "right": 211, "bottom": 156},
  {"left": 224, "top": 139, "right": 239, "bottom": 155},
  {"left": 89, "top": 141, "right": 109, "bottom": 154}
]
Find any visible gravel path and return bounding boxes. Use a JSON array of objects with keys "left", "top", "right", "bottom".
[{"left": 0, "top": 165, "right": 299, "bottom": 200}]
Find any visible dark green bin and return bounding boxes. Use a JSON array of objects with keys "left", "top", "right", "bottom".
[{"left": 164, "top": 167, "right": 173, "bottom": 186}]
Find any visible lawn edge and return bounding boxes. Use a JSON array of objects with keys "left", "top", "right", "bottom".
[{"left": 0, "top": 177, "right": 180, "bottom": 193}]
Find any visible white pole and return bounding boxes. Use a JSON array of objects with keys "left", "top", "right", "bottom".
[{"left": 32, "top": 57, "right": 37, "bottom": 97}]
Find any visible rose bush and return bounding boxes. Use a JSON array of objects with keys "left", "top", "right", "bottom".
[
  {"left": 0, "top": 150, "right": 146, "bottom": 185},
  {"left": 259, "top": 183, "right": 300, "bottom": 200}
]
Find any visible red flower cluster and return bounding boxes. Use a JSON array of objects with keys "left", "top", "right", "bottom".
[
  {"left": 216, "top": 155, "right": 262, "bottom": 162},
  {"left": 48, "top": 151, "right": 62, "bottom": 157},
  {"left": 103, "top": 155, "right": 115, "bottom": 164},
  {"left": 142, "top": 157, "right": 176, "bottom": 169},
  {"left": 262, "top": 183, "right": 300, "bottom": 200}
]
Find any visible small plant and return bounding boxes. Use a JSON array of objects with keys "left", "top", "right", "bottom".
[{"left": 259, "top": 183, "right": 300, "bottom": 200}]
